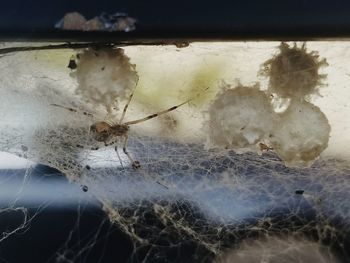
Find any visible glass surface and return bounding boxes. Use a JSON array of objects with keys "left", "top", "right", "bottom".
[{"left": 0, "top": 42, "right": 349, "bottom": 262}]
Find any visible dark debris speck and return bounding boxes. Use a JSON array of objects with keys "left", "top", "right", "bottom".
[
  {"left": 82, "top": 185, "right": 88, "bottom": 192},
  {"left": 68, "top": 58, "right": 77, "bottom": 70},
  {"left": 295, "top": 190, "right": 304, "bottom": 195}
]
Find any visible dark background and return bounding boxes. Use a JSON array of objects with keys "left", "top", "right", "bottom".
[
  {"left": 1, "top": 0, "right": 350, "bottom": 41},
  {"left": 1, "top": 163, "right": 349, "bottom": 263}
]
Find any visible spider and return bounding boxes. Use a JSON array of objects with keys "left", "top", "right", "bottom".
[{"left": 53, "top": 87, "right": 207, "bottom": 169}]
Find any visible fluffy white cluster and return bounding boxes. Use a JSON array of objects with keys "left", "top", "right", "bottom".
[
  {"left": 207, "top": 43, "right": 331, "bottom": 167},
  {"left": 270, "top": 101, "right": 331, "bottom": 167},
  {"left": 206, "top": 84, "right": 275, "bottom": 152},
  {"left": 72, "top": 48, "right": 138, "bottom": 113}
]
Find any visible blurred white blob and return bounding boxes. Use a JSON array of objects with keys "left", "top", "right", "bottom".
[{"left": 218, "top": 236, "right": 340, "bottom": 263}]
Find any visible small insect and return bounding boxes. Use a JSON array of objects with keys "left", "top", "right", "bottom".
[
  {"left": 259, "top": 142, "right": 273, "bottom": 152},
  {"left": 53, "top": 87, "right": 207, "bottom": 169},
  {"left": 67, "top": 57, "right": 78, "bottom": 70}
]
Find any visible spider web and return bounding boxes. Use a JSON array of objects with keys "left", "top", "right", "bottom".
[{"left": 0, "top": 42, "right": 349, "bottom": 262}]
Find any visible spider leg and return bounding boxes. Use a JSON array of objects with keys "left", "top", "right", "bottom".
[
  {"left": 76, "top": 144, "right": 99, "bottom": 150},
  {"left": 114, "top": 145, "right": 125, "bottom": 169},
  {"left": 104, "top": 141, "right": 115, "bottom": 147},
  {"left": 50, "top": 104, "right": 94, "bottom": 117},
  {"left": 122, "top": 135, "right": 141, "bottom": 169},
  {"left": 124, "top": 87, "right": 209, "bottom": 126},
  {"left": 124, "top": 102, "right": 187, "bottom": 125},
  {"left": 119, "top": 77, "right": 139, "bottom": 123}
]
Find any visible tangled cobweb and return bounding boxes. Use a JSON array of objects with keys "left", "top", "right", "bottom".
[{"left": 0, "top": 42, "right": 349, "bottom": 262}]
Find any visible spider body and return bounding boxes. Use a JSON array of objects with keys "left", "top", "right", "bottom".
[
  {"left": 90, "top": 121, "right": 139, "bottom": 168},
  {"left": 90, "top": 121, "right": 129, "bottom": 142}
]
